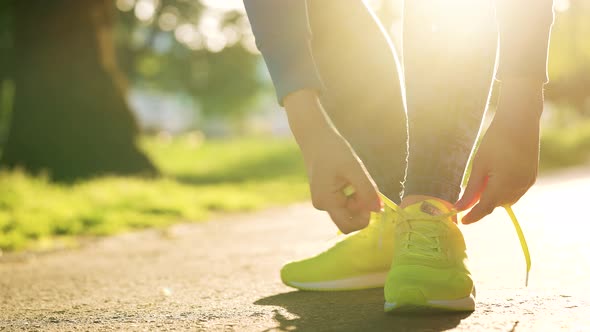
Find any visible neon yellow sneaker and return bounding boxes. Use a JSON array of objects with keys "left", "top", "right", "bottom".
[
  {"left": 280, "top": 208, "right": 397, "bottom": 291},
  {"left": 283, "top": 185, "right": 531, "bottom": 301},
  {"left": 384, "top": 199, "right": 476, "bottom": 312}
]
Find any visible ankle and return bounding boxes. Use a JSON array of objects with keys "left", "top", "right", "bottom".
[{"left": 400, "top": 195, "right": 454, "bottom": 210}]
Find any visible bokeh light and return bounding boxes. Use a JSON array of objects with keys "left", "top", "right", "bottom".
[
  {"left": 555, "top": 0, "right": 571, "bottom": 12},
  {"left": 174, "top": 23, "right": 196, "bottom": 45},
  {"left": 158, "top": 7, "right": 179, "bottom": 32},
  {"left": 116, "top": 0, "right": 135, "bottom": 12},
  {"left": 134, "top": 0, "right": 158, "bottom": 22},
  {"left": 199, "top": 0, "right": 245, "bottom": 12}
]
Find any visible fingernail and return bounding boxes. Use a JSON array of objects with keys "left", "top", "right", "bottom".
[{"left": 377, "top": 200, "right": 384, "bottom": 212}]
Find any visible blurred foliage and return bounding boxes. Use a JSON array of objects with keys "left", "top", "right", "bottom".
[
  {"left": 1, "top": 126, "right": 589, "bottom": 252},
  {"left": 546, "top": 0, "right": 590, "bottom": 114},
  {"left": 0, "top": 0, "right": 269, "bottom": 122},
  {"left": 0, "top": 136, "right": 308, "bottom": 251},
  {"left": 114, "top": 0, "right": 590, "bottom": 118},
  {"left": 540, "top": 122, "right": 590, "bottom": 171},
  {"left": 114, "top": 0, "right": 269, "bottom": 118},
  {"left": 1, "top": 0, "right": 588, "bottom": 121}
]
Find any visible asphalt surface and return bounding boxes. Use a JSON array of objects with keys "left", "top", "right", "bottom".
[{"left": 1, "top": 167, "right": 589, "bottom": 331}]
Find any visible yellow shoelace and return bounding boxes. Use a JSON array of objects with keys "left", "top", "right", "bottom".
[{"left": 342, "top": 185, "right": 531, "bottom": 286}]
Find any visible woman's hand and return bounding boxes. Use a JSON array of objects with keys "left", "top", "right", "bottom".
[
  {"left": 456, "top": 79, "right": 543, "bottom": 223},
  {"left": 285, "top": 89, "right": 381, "bottom": 233}
]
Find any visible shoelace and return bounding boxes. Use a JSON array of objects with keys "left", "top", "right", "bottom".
[
  {"left": 391, "top": 207, "right": 455, "bottom": 259},
  {"left": 343, "top": 185, "right": 531, "bottom": 286}
]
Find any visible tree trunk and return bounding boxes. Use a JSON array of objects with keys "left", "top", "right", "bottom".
[{"left": 2, "top": 0, "right": 157, "bottom": 180}]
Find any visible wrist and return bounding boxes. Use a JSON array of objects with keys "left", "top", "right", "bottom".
[
  {"left": 489, "top": 111, "right": 541, "bottom": 147},
  {"left": 285, "top": 89, "right": 337, "bottom": 151},
  {"left": 497, "top": 77, "right": 546, "bottom": 89},
  {"left": 494, "top": 78, "right": 545, "bottom": 123}
]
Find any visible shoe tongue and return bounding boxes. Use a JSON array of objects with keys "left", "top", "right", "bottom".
[{"left": 405, "top": 200, "right": 450, "bottom": 216}]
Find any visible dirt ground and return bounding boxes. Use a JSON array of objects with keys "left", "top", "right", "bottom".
[{"left": 1, "top": 167, "right": 589, "bottom": 331}]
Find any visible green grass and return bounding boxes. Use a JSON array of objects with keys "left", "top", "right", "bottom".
[
  {"left": 540, "top": 120, "right": 590, "bottom": 171},
  {"left": 2, "top": 119, "right": 590, "bottom": 253},
  {"left": 0, "top": 135, "right": 309, "bottom": 252}
]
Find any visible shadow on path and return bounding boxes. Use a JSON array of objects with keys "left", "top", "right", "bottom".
[{"left": 255, "top": 289, "right": 470, "bottom": 332}]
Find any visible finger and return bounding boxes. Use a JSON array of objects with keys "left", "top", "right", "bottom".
[
  {"left": 348, "top": 169, "right": 381, "bottom": 212},
  {"left": 461, "top": 181, "right": 501, "bottom": 224},
  {"left": 461, "top": 198, "right": 495, "bottom": 224},
  {"left": 505, "top": 183, "right": 531, "bottom": 206},
  {"left": 349, "top": 210, "right": 371, "bottom": 230},
  {"left": 341, "top": 184, "right": 370, "bottom": 213},
  {"left": 327, "top": 208, "right": 356, "bottom": 234},
  {"left": 311, "top": 182, "right": 347, "bottom": 211},
  {"left": 345, "top": 191, "right": 363, "bottom": 212},
  {"left": 455, "top": 166, "right": 487, "bottom": 211}
]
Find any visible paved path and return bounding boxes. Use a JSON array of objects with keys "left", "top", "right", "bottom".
[{"left": 1, "top": 168, "right": 590, "bottom": 331}]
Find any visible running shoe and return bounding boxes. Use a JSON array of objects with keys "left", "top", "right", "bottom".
[
  {"left": 384, "top": 199, "right": 476, "bottom": 312},
  {"left": 280, "top": 206, "right": 397, "bottom": 291}
]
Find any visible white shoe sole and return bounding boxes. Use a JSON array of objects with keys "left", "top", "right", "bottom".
[
  {"left": 284, "top": 272, "right": 388, "bottom": 291},
  {"left": 384, "top": 288, "right": 476, "bottom": 312}
]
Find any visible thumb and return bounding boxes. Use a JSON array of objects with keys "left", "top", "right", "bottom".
[
  {"left": 455, "top": 166, "right": 488, "bottom": 211},
  {"left": 348, "top": 168, "right": 381, "bottom": 212},
  {"left": 461, "top": 179, "right": 501, "bottom": 224}
]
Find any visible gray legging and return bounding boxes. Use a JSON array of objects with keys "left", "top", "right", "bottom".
[{"left": 306, "top": 0, "right": 497, "bottom": 203}]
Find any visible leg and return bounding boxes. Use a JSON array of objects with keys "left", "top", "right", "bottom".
[
  {"left": 307, "top": 0, "right": 408, "bottom": 203},
  {"left": 385, "top": 2, "right": 498, "bottom": 312},
  {"left": 403, "top": 0, "right": 498, "bottom": 203}
]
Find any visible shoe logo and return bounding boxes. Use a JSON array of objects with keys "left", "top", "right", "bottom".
[{"left": 420, "top": 201, "right": 443, "bottom": 216}]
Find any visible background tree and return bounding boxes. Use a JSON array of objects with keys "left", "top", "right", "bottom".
[
  {"left": 1, "top": 0, "right": 589, "bottom": 181},
  {"left": 1, "top": 0, "right": 156, "bottom": 180},
  {"left": 0, "top": 0, "right": 267, "bottom": 180}
]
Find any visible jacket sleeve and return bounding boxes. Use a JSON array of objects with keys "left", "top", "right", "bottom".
[
  {"left": 494, "top": 0, "right": 555, "bottom": 83},
  {"left": 243, "top": 0, "right": 324, "bottom": 106}
]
